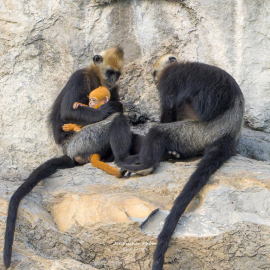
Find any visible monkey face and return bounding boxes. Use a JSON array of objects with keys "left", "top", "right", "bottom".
[
  {"left": 153, "top": 54, "right": 177, "bottom": 84},
  {"left": 93, "top": 47, "right": 124, "bottom": 88},
  {"left": 104, "top": 68, "right": 121, "bottom": 87}
]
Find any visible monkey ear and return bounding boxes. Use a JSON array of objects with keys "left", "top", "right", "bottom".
[
  {"left": 169, "top": 56, "right": 177, "bottom": 63},
  {"left": 103, "top": 96, "right": 109, "bottom": 103},
  {"left": 93, "top": 55, "right": 103, "bottom": 64}
]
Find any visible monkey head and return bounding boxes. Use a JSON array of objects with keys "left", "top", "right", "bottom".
[
  {"left": 93, "top": 47, "right": 124, "bottom": 88},
  {"left": 153, "top": 54, "right": 177, "bottom": 84},
  {"left": 88, "top": 86, "right": 111, "bottom": 109}
]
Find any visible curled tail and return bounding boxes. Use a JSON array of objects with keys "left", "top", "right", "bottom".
[
  {"left": 4, "top": 155, "right": 76, "bottom": 269},
  {"left": 152, "top": 135, "right": 236, "bottom": 270}
]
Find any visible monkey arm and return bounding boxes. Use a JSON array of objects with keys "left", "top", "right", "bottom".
[
  {"left": 61, "top": 104, "right": 110, "bottom": 126},
  {"left": 73, "top": 102, "right": 88, "bottom": 109},
  {"left": 61, "top": 100, "right": 123, "bottom": 126},
  {"left": 99, "top": 101, "right": 123, "bottom": 114},
  {"left": 90, "top": 154, "right": 123, "bottom": 178}
]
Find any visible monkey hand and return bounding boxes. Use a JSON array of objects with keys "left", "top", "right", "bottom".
[
  {"left": 73, "top": 102, "right": 87, "bottom": 109},
  {"left": 62, "top": 123, "right": 78, "bottom": 132}
]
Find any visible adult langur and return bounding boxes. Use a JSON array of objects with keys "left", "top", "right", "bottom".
[
  {"left": 119, "top": 54, "right": 245, "bottom": 270},
  {"left": 3, "top": 47, "right": 143, "bottom": 269}
]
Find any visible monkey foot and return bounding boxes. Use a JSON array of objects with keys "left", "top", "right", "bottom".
[
  {"left": 75, "top": 156, "right": 88, "bottom": 164},
  {"left": 168, "top": 151, "right": 181, "bottom": 159},
  {"left": 122, "top": 167, "right": 154, "bottom": 176},
  {"left": 135, "top": 167, "right": 154, "bottom": 176},
  {"left": 119, "top": 168, "right": 127, "bottom": 176}
]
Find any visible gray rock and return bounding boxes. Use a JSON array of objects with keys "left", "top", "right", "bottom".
[
  {"left": 1, "top": 156, "right": 270, "bottom": 269},
  {"left": 238, "top": 128, "right": 270, "bottom": 161}
]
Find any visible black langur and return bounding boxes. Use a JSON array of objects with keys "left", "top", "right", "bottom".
[
  {"left": 3, "top": 47, "right": 136, "bottom": 269},
  {"left": 51, "top": 47, "right": 124, "bottom": 145},
  {"left": 119, "top": 54, "right": 245, "bottom": 270}
]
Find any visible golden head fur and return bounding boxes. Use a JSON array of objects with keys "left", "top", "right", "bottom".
[
  {"left": 100, "top": 47, "right": 124, "bottom": 72},
  {"left": 91, "top": 47, "right": 124, "bottom": 88},
  {"left": 153, "top": 54, "right": 177, "bottom": 84},
  {"left": 89, "top": 86, "right": 111, "bottom": 100}
]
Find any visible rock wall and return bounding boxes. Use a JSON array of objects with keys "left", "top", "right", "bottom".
[{"left": 1, "top": 0, "right": 270, "bottom": 178}]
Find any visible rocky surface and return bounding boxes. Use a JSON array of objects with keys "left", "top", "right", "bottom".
[
  {"left": 1, "top": 0, "right": 270, "bottom": 177},
  {"left": 238, "top": 128, "right": 270, "bottom": 161},
  {"left": 1, "top": 0, "right": 270, "bottom": 269},
  {"left": 1, "top": 156, "right": 270, "bottom": 269}
]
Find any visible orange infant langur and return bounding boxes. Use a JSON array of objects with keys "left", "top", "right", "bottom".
[
  {"left": 62, "top": 86, "right": 123, "bottom": 178},
  {"left": 63, "top": 86, "right": 111, "bottom": 132}
]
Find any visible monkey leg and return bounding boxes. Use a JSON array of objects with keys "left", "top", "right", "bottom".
[
  {"left": 119, "top": 154, "right": 140, "bottom": 165},
  {"left": 90, "top": 154, "right": 123, "bottom": 178},
  {"left": 62, "top": 123, "right": 83, "bottom": 132},
  {"left": 109, "top": 114, "right": 132, "bottom": 163},
  {"left": 119, "top": 127, "right": 166, "bottom": 175}
]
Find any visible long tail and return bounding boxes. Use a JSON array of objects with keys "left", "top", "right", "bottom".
[
  {"left": 152, "top": 135, "right": 236, "bottom": 270},
  {"left": 90, "top": 154, "right": 123, "bottom": 178},
  {"left": 4, "top": 155, "right": 76, "bottom": 269}
]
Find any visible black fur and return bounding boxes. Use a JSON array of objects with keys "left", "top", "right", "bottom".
[
  {"left": 159, "top": 62, "right": 240, "bottom": 123},
  {"left": 119, "top": 61, "right": 245, "bottom": 270},
  {"left": 4, "top": 156, "right": 76, "bottom": 269}
]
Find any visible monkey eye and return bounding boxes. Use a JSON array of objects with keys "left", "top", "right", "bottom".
[
  {"left": 93, "top": 55, "right": 103, "bottom": 64},
  {"left": 153, "top": 70, "right": 157, "bottom": 78},
  {"left": 169, "top": 56, "right": 177, "bottom": 63}
]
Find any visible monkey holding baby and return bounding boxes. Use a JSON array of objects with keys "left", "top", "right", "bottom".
[
  {"left": 62, "top": 85, "right": 125, "bottom": 178},
  {"left": 3, "top": 47, "right": 141, "bottom": 269}
]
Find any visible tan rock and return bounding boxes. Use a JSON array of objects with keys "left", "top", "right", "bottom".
[{"left": 51, "top": 193, "right": 156, "bottom": 232}]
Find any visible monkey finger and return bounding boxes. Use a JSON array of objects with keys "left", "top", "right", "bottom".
[{"left": 62, "top": 125, "right": 70, "bottom": 131}]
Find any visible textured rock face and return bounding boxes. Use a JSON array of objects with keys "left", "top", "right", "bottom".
[
  {"left": 1, "top": 156, "right": 270, "bottom": 269},
  {"left": 1, "top": 1, "right": 270, "bottom": 269},
  {"left": 1, "top": 0, "right": 270, "bottom": 177}
]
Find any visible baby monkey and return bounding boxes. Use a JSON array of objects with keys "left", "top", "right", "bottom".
[
  {"left": 63, "top": 86, "right": 111, "bottom": 132},
  {"left": 62, "top": 86, "right": 123, "bottom": 178}
]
